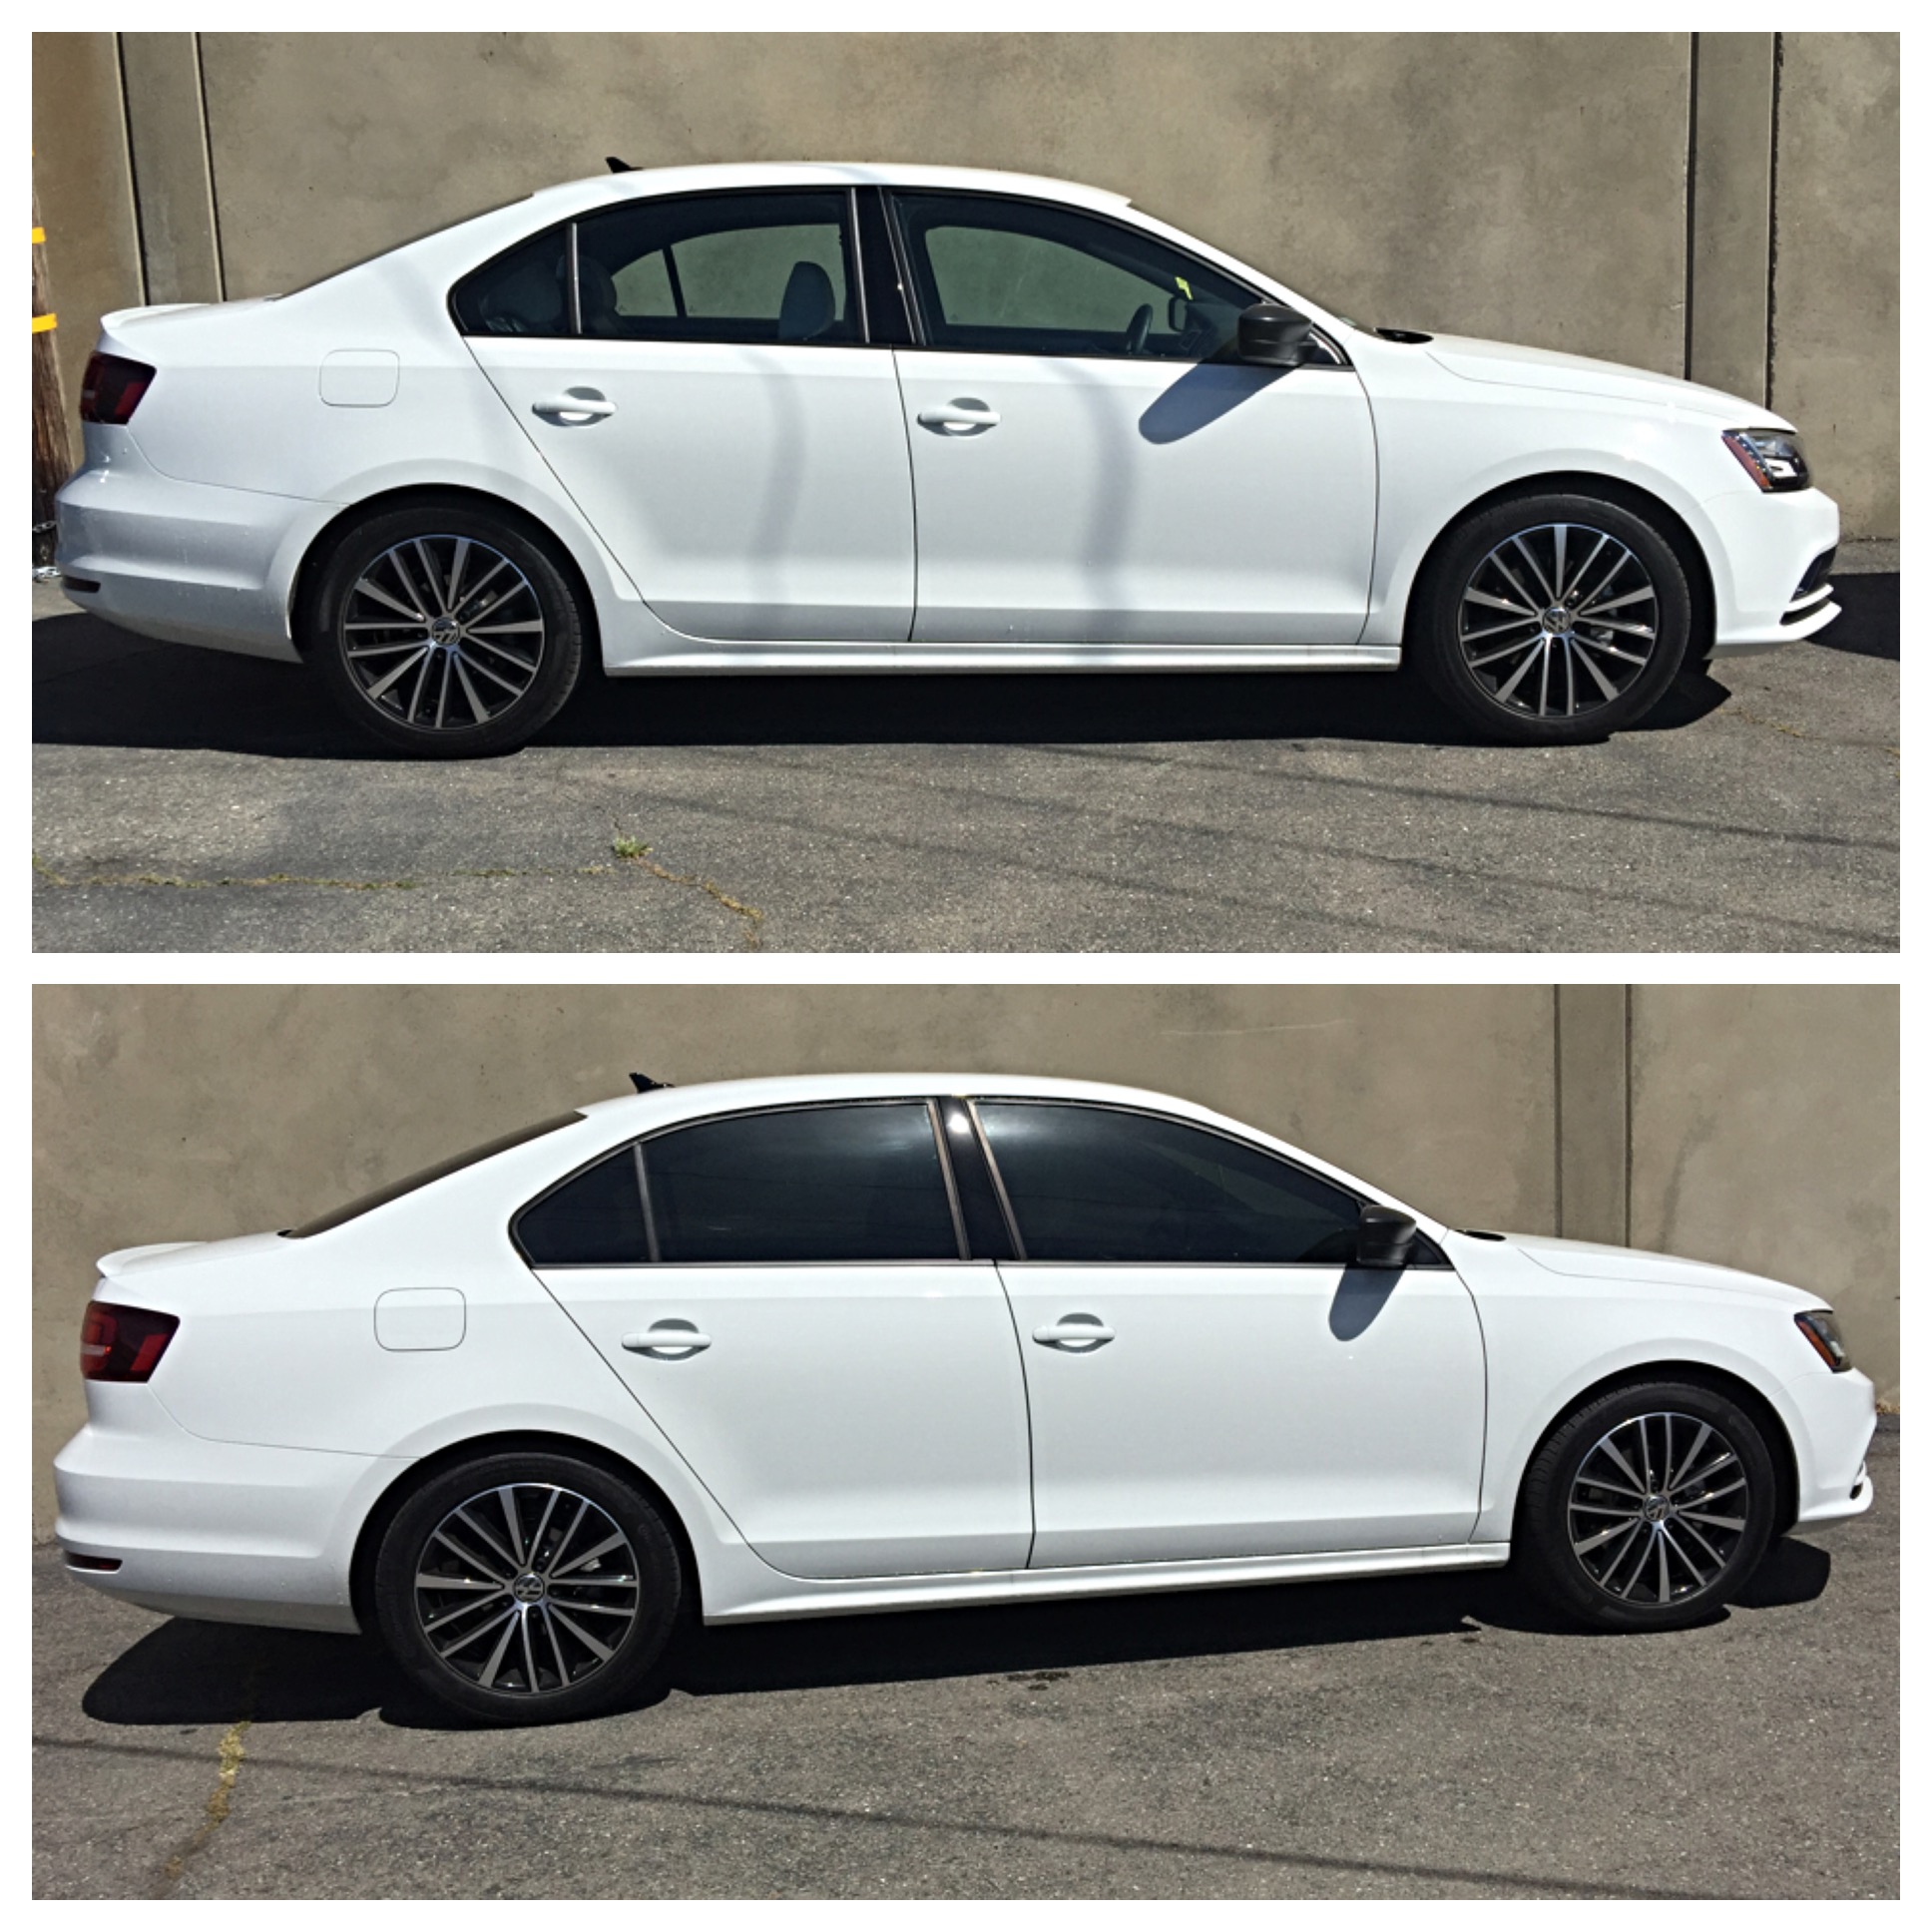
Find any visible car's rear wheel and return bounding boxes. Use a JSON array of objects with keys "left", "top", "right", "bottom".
[
  {"left": 372, "top": 1451, "right": 682, "bottom": 1724},
  {"left": 1411, "top": 492, "right": 1694, "bottom": 743},
  {"left": 307, "top": 499, "right": 585, "bottom": 756},
  {"left": 1514, "top": 1380, "right": 1778, "bottom": 1631}
]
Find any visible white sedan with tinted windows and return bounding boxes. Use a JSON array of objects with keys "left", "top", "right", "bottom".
[
  {"left": 55, "top": 162, "right": 1838, "bottom": 754},
  {"left": 56, "top": 1074, "right": 1874, "bottom": 1725}
]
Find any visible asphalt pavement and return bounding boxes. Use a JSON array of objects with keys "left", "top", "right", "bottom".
[
  {"left": 32, "top": 570, "right": 1897, "bottom": 953},
  {"left": 31, "top": 1423, "right": 1896, "bottom": 1899}
]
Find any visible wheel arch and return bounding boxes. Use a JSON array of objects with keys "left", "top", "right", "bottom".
[
  {"left": 286, "top": 484, "right": 604, "bottom": 667},
  {"left": 347, "top": 1428, "right": 705, "bottom": 1636},
  {"left": 1398, "top": 469, "right": 1717, "bottom": 666},
  {"left": 1509, "top": 1359, "right": 1801, "bottom": 1541}
]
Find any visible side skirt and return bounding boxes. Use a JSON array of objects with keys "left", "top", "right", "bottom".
[
  {"left": 704, "top": 1540, "right": 1510, "bottom": 1625},
  {"left": 607, "top": 642, "right": 1405, "bottom": 677}
]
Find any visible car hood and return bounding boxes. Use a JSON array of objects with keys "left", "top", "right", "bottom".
[
  {"left": 1421, "top": 331, "right": 1785, "bottom": 426},
  {"left": 1492, "top": 1231, "right": 1819, "bottom": 1308}
]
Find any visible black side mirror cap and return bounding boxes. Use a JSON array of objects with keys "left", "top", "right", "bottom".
[
  {"left": 1356, "top": 1204, "right": 1418, "bottom": 1269},
  {"left": 1236, "top": 301, "right": 1314, "bottom": 367}
]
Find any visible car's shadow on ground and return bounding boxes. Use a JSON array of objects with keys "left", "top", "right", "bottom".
[
  {"left": 79, "top": 1539, "right": 1832, "bottom": 1733},
  {"left": 33, "top": 612, "right": 1756, "bottom": 760}
]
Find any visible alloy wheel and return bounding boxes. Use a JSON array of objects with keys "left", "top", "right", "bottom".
[
  {"left": 1566, "top": 1411, "right": 1750, "bottom": 1607},
  {"left": 413, "top": 1482, "right": 642, "bottom": 1695},
  {"left": 340, "top": 534, "right": 546, "bottom": 731},
  {"left": 1458, "top": 522, "right": 1659, "bottom": 719}
]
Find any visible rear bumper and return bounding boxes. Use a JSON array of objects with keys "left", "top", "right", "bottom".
[
  {"left": 1701, "top": 485, "right": 1842, "bottom": 657},
  {"left": 53, "top": 426, "right": 333, "bottom": 664},
  {"left": 53, "top": 1384, "right": 399, "bottom": 1633}
]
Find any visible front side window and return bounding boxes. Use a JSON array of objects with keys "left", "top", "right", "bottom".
[
  {"left": 890, "top": 192, "right": 1257, "bottom": 362},
  {"left": 976, "top": 1102, "right": 1363, "bottom": 1264},
  {"left": 516, "top": 1103, "right": 960, "bottom": 1265}
]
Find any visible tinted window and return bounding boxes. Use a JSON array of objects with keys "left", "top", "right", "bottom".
[
  {"left": 451, "top": 228, "right": 574, "bottom": 337},
  {"left": 576, "top": 192, "right": 858, "bottom": 345},
  {"left": 517, "top": 1147, "right": 649, "bottom": 1265},
  {"left": 645, "top": 1104, "right": 957, "bottom": 1262},
  {"left": 892, "top": 193, "right": 1256, "bottom": 362},
  {"left": 977, "top": 1103, "right": 1362, "bottom": 1264}
]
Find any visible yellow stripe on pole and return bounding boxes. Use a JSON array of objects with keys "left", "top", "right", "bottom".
[
  {"left": 31, "top": 312, "right": 56, "bottom": 332},
  {"left": 31, "top": 227, "right": 45, "bottom": 244}
]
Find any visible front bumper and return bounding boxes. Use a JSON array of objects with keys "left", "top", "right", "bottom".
[
  {"left": 53, "top": 1384, "right": 398, "bottom": 1633},
  {"left": 1785, "top": 1365, "right": 1878, "bottom": 1528},
  {"left": 53, "top": 426, "right": 333, "bottom": 664},
  {"left": 1700, "top": 484, "right": 1842, "bottom": 657}
]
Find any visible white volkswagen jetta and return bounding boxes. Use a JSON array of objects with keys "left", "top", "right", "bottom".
[
  {"left": 57, "top": 1074, "right": 1874, "bottom": 1725},
  {"left": 55, "top": 163, "right": 1840, "bottom": 755}
]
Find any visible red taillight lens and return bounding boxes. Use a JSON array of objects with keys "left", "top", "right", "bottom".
[
  {"left": 78, "top": 352, "right": 156, "bottom": 424},
  {"left": 80, "top": 1301, "right": 179, "bottom": 1382}
]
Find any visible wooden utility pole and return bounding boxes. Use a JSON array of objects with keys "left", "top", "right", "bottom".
[{"left": 33, "top": 180, "right": 71, "bottom": 570}]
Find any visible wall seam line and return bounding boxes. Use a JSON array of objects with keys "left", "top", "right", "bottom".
[
  {"left": 1766, "top": 31, "right": 1783, "bottom": 407},
  {"left": 1683, "top": 32, "right": 1699, "bottom": 379},
  {"left": 193, "top": 33, "right": 228, "bottom": 300},
  {"left": 113, "top": 32, "right": 150, "bottom": 307}
]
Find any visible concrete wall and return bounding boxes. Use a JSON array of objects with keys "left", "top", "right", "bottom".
[
  {"left": 31, "top": 30, "right": 1898, "bottom": 533},
  {"left": 32, "top": 983, "right": 1897, "bottom": 1532}
]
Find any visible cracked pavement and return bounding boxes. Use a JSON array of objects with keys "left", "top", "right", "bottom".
[
  {"left": 31, "top": 1425, "right": 1896, "bottom": 1899},
  {"left": 32, "top": 574, "right": 1896, "bottom": 952}
]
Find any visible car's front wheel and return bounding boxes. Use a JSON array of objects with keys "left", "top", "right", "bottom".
[
  {"left": 1514, "top": 1379, "right": 1779, "bottom": 1631},
  {"left": 307, "top": 498, "right": 586, "bottom": 756},
  {"left": 1410, "top": 492, "right": 1694, "bottom": 743},
  {"left": 372, "top": 1451, "right": 682, "bottom": 1724}
]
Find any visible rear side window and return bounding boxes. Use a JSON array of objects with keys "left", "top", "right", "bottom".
[
  {"left": 516, "top": 1103, "right": 961, "bottom": 1265},
  {"left": 975, "top": 1102, "right": 1363, "bottom": 1264},
  {"left": 450, "top": 229, "right": 574, "bottom": 337},
  {"left": 576, "top": 191, "right": 858, "bottom": 345}
]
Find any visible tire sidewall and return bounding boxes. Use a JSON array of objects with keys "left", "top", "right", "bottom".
[
  {"left": 308, "top": 500, "right": 585, "bottom": 758},
  {"left": 1519, "top": 1380, "right": 1777, "bottom": 1632},
  {"left": 373, "top": 1451, "right": 681, "bottom": 1725},
  {"left": 1415, "top": 492, "right": 1693, "bottom": 743}
]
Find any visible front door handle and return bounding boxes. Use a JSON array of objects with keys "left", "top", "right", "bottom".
[
  {"left": 622, "top": 1323, "right": 711, "bottom": 1356},
  {"left": 917, "top": 399, "right": 1000, "bottom": 433},
  {"left": 532, "top": 391, "right": 616, "bottom": 423},
  {"left": 1033, "top": 1316, "right": 1114, "bottom": 1348}
]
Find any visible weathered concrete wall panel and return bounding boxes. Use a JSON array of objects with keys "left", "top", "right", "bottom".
[
  {"left": 1628, "top": 983, "right": 1898, "bottom": 1400},
  {"left": 31, "top": 33, "right": 143, "bottom": 471},
  {"left": 198, "top": 32, "right": 1692, "bottom": 375},
  {"left": 1772, "top": 33, "right": 1900, "bottom": 536}
]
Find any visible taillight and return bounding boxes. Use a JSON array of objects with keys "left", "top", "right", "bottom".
[
  {"left": 80, "top": 1301, "right": 179, "bottom": 1381},
  {"left": 79, "top": 352, "right": 156, "bottom": 424}
]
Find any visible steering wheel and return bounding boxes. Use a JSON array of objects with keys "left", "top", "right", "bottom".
[{"left": 1124, "top": 302, "right": 1153, "bottom": 356}]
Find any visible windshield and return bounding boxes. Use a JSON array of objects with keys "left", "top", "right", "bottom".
[{"left": 283, "top": 1112, "right": 583, "bottom": 1236}]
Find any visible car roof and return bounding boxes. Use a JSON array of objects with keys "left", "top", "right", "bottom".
[
  {"left": 575, "top": 1071, "right": 1200, "bottom": 1120},
  {"left": 532, "top": 160, "right": 1135, "bottom": 218}
]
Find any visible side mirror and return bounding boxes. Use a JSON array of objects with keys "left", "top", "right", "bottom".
[
  {"left": 1356, "top": 1204, "right": 1418, "bottom": 1270},
  {"left": 1168, "top": 292, "right": 1193, "bottom": 333},
  {"left": 1236, "top": 301, "right": 1314, "bottom": 367}
]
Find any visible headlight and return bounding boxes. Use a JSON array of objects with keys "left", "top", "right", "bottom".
[
  {"left": 1723, "top": 427, "right": 1811, "bottom": 493},
  {"left": 1794, "top": 1309, "right": 1852, "bottom": 1372}
]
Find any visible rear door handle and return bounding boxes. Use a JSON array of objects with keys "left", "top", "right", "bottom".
[
  {"left": 1033, "top": 1317, "right": 1114, "bottom": 1348},
  {"left": 917, "top": 400, "right": 1000, "bottom": 433},
  {"left": 532, "top": 391, "right": 615, "bottom": 423},
  {"left": 622, "top": 1323, "right": 711, "bottom": 1355}
]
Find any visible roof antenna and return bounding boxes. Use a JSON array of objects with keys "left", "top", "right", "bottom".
[
  {"left": 606, "top": 156, "right": 636, "bottom": 174},
  {"left": 629, "top": 1072, "right": 673, "bottom": 1093}
]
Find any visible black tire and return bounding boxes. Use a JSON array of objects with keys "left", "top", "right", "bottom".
[
  {"left": 1410, "top": 492, "right": 1694, "bottom": 743},
  {"left": 306, "top": 497, "right": 585, "bottom": 757},
  {"left": 372, "top": 1450, "right": 682, "bottom": 1725},
  {"left": 1514, "top": 1379, "right": 1778, "bottom": 1632}
]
